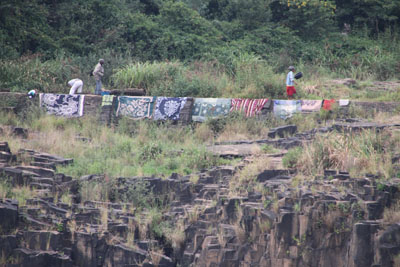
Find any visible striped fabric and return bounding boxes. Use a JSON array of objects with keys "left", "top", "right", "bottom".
[{"left": 230, "top": 99, "right": 269, "bottom": 117}]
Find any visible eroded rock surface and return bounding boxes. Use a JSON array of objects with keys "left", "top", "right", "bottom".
[{"left": 1, "top": 123, "right": 400, "bottom": 267}]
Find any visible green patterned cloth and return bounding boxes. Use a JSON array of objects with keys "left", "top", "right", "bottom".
[
  {"left": 101, "top": 95, "right": 114, "bottom": 106},
  {"left": 192, "top": 98, "right": 231, "bottom": 122},
  {"left": 116, "top": 96, "right": 156, "bottom": 119},
  {"left": 273, "top": 100, "right": 302, "bottom": 120}
]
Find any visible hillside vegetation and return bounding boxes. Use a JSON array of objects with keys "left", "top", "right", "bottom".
[{"left": 1, "top": 0, "right": 400, "bottom": 99}]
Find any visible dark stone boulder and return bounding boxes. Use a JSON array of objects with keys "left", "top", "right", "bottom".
[
  {"left": 268, "top": 125, "right": 297, "bottom": 138},
  {"left": 332, "top": 122, "right": 387, "bottom": 133},
  {"left": 257, "top": 169, "right": 291, "bottom": 182},
  {"left": 0, "top": 151, "right": 16, "bottom": 163},
  {"left": 0, "top": 201, "right": 18, "bottom": 232},
  {"left": 103, "top": 244, "right": 147, "bottom": 266},
  {"left": 11, "top": 127, "right": 28, "bottom": 138},
  {"left": 0, "top": 142, "right": 11, "bottom": 153},
  {"left": 15, "top": 166, "right": 55, "bottom": 178},
  {"left": 379, "top": 223, "right": 400, "bottom": 267},
  {"left": 10, "top": 248, "right": 73, "bottom": 267},
  {"left": 0, "top": 235, "right": 17, "bottom": 260},
  {"left": 349, "top": 222, "right": 380, "bottom": 267},
  {"left": 72, "top": 232, "right": 108, "bottom": 267},
  {"left": 20, "top": 231, "right": 63, "bottom": 251}
]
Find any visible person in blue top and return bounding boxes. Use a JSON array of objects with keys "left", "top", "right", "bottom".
[{"left": 286, "top": 66, "right": 296, "bottom": 99}]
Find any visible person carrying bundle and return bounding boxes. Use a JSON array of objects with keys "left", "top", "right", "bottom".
[{"left": 286, "top": 66, "right": 297, "bottom": 99}]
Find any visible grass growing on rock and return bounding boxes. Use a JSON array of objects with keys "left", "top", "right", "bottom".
[
  {"left": 2, "top": 113, "right": 230, "bottom": 178},
  {"left": 297, "top": 129, "right": 400, "bottom": 178}
]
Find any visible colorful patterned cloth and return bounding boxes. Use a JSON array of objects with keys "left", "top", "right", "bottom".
[
  {"left": 116, "top": 96, "right": 156, "bottom": 119},
  {"left": 192, "top": 98, "right": 231, "bottom": 122},
  {"left": 273, "top": 100, "right": 302, "bottom": 120},
  {"left": 230, "top": 99, "right": 269, "bottom": 117},
  {"left": 101, "top": 95, "right": 114, "bottom": 106},
  {"left": 301, "top": 100, "right": 322, "bottom": 112},
  {"left": 323, "top": 99, "right": 336, "bottom": 110},
  {"left": 154, "top": 97, "right": 187, "bottom": 120},
  {"left": 40, "top": 94, "right": 85, "bottom": 117}
]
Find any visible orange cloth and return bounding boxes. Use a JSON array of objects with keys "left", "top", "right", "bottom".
[
  {"left": 323, "top": 99, "right": 336, "bottom": 110},
  {"left": 286, "top": 86, "right": 296, "bottom": 97}
]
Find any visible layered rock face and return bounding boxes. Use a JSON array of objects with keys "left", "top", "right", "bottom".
[{"left": 1, "top": 126, "right": 400, "bottom": 267}]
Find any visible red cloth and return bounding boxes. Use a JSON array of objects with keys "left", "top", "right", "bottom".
[
  {"left": 323, "top": 99, "right": 336, "bottom": 110},
  {"left": 286, "top": 86, "right": 296, "bottom": 97},
  {"left": 230, "top": 99, "right": 269, "bottom": 117}
]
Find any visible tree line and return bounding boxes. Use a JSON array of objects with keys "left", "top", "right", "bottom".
[{"left": 1, "top": 0, "right": 399, "bottom": 61}]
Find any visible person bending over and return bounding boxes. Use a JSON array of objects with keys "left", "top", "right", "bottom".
[{"left": 68, "top": 78, "right": 83, "bottom": 95}]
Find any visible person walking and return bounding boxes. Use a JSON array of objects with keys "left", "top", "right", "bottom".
[
  {"left": 286, "top": 66, "right": 296, "bottom": 99},
  {"left": 92, "top": 58, "right": 104, "bottom": 95},
  {"left": 68, "top": 78, "right": 83, "bottom": 95}
]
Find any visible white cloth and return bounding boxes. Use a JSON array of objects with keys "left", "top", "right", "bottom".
[
  {"left": 68, "top": 79, "right": 83, "bottom": 95},
  {"left": 339, "top": 99, "right": 349, "bottom": 106}
]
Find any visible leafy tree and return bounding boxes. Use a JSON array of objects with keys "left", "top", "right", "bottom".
[
  {"left": 0, "top": 0, "right": 56, "bottom": 58},
  {"left": 335, "top": 0, "right": 400, "bottom": 34},
  {"left": 271, "top": 0, "right": 337, "bottom": 40}
]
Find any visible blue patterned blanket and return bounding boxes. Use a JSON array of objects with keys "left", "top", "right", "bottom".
[
  {"left": 154, "top": 97, "right": 187, "bottom": 120},
  {"left": 40, "top": 94, "right": 85, "bottom": 117}
]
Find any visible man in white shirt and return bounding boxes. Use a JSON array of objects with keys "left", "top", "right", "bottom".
[
  {"left": 68, "top": 78, "right": 83, "bottom": 95},
  {"left": 286, "top": 66, "right": 296, "bottom": 99}
]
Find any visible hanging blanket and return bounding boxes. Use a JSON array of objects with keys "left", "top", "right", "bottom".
[
  {"left": 192, "top": 98, "right": 231, "bottom": 122},
  {"left": 116, "top": 96, "right": 156, "bottom": 119},
  {"left": 323, "top": 99, "right": 336, "bottom": 110},
  {"left": 273, "top": 100, "right": 302, "bottom": 120},
  {"left": 339, "top": 99, "right": 350, "bottom": 106},
  {"left": 301, "top": 100, "right": 322, "bottom": 112},
  {"left": 102, "top": 95, "right": 114, "bottom": 107},
  {"left": 230, "top": 99, "right": 269, "bottom": 117},
  {"left": 40, "top": 94, "right": 85, "bottom": 117},
  {"left": 154, "top": 97, "right": 187, "bottom": 120}
]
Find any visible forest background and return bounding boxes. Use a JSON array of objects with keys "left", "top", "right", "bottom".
[{"left": 1, "top": 0, "right": 400, "bottom": 99}]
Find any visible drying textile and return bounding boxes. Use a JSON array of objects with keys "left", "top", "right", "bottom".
[
  {"left": 192, "top": 98, "right": 231, "bottom": 122},
  {"left": 230, "top": 98, "right": 269, "bottom": 117},
  {"left": 154, "top": 97, "right": 187, "bottom": 120},
  {"left": 323, "top": 99, "right": 336, "bottom": 110},
  {"left": 101, "top": 95, "right": 114, "bottom": 107},
  {"left": 116, "top": 96, "right": 156, "bottom": 119},
  {"left": 339, "top": 99, "right": 350, "bottom": 106},
  {"left": 40, "top": 93, "right": 85, "bottom": 117},
  {"left": 301, "top": 100, "right": 322, "bottom": 112},
  {"left": 273, "top": 100, "right": 302, "bottom": 120}
]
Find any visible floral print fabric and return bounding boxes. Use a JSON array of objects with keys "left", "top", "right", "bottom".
[
  {"left": 192, "top": 98, "right": 231, "bottom": 122},
  {"left": 300, "top": 100, "right": 322, "bottom": 112},
  {"left": 154, "top": 97, "right": 187, "bottom": 120},
  {"left": 273, "top": 100, "right": 302, "bottom": 120},
  {"left": 116, "top": 96, "right": 156, "bottom": 119},
  {"left": 40, "top": 94, "right": 85, "bottom": 117}
]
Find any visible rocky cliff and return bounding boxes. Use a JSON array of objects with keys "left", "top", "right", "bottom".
[{"left": 1, "top": 122, "right": 400, "bottom": 266}]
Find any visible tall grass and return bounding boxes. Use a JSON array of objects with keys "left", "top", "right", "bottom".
[
  {"left": 112, "top": 61, "right": 182, "bottom": 91},
  {"left": 2, "top": 32, "right": 400, "bottom": 100},
  {"left": 2, "top": 114, "right": 229, "bottom": 178},
  {"left": 298, "top": 129, "right": 398, "bottom": 178}
]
